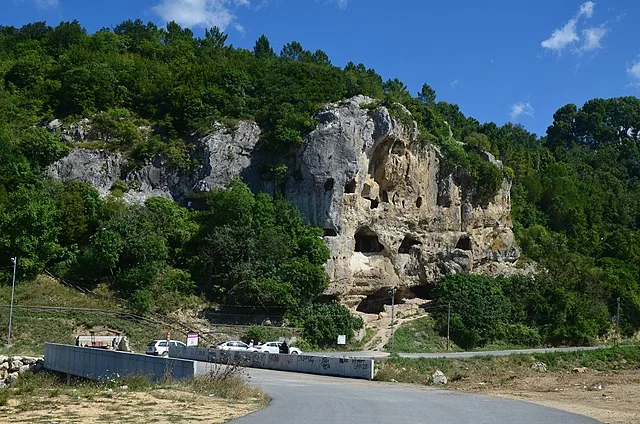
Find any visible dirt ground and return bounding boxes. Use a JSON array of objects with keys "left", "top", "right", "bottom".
[
  {"left": 0, "top": 389, "right": 265, "bottom": 423},
  {"left": 457, "top": 368, "right": 640, "bottom": 424}
]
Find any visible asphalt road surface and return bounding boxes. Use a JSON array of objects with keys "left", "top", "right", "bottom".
[{"left": 195, "top": 364, "right": 599, "bottom": 424}]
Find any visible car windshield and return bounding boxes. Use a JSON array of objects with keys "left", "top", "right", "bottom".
[{"left": 147, "top": 341, "right": 157, "bottom": 347}]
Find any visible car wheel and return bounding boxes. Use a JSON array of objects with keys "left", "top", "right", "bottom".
[
  {"left": 262, "top": 350, "right": 269, "bottom": 354},
  {"left": 162, "top": 351, "right": 169, "bottom": 356},
  {"left": 292, "top": 351, "right": 299, "bottom": 355}
]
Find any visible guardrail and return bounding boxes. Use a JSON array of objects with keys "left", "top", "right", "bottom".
[
  {"left": 44, "top": 343, "right": 196, "bottom": 381},
  {"left": 169, "top": 346, "right": 374, "bottom": 380}
]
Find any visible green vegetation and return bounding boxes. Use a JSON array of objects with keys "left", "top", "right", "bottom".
[
  {"left": 375, "top": 345, "right": 640, "bottom": 386},
  {"left": 386, "top": 316, "right": 461, "bottom": 353},
  {"left": 0, "top": 19, "right": 639, "bottom": 351}
]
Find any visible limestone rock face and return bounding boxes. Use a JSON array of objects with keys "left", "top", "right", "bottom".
[
  {"left": 47, "top": 96, "right": 520, "bottom": 304},
  {"left": 47, "top": 121, "right": 261, "bottom": 202},
  {"left": 283, "top": 96, "right": 519, "bottom": 306}
]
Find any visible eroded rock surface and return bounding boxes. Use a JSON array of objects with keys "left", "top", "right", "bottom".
[{"left": 47, "top": 96, "right": 520, "bottom": 303}]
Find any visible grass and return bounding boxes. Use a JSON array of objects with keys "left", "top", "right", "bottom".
[
  {"left": 0, "top": 368, "right": 266, "bottom": 418},
  {"left": 0, "top": 276, "right": 190, "bottom": 355},
  {"left": 375, "top": 344, "right": 640, "bottom": 386},
  {"left": 385, "top": 316, "right": 462, "bottom": 353}
]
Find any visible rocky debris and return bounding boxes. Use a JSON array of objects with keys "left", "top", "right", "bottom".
[
  {"left": 432, "top": 370, "right": 448, "bottom": 384},
  {"left": 47, "top": 96, "right": 522, "bottom": 302},
  {"left": 572, "top": 367, "right": 588, "bottom": 373},
  {"left": 531, "top": 361, "right": 547, "bottom": 372},
  {"left": 0, "top": 355, "right": 44, "bottom": 387}
]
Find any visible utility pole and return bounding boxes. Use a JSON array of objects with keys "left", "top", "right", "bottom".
[
  {"left": 6, "top": 257, "right": 17, "bottom": 348},
  {"left": 616, "top": 297, "right": 621, "bottom": 345},
  {"left": 447, "top": 302, "right": 451, "bottom": 351},
  {"left": 389, "top": 286, "right": 397, "bottom": 353}
]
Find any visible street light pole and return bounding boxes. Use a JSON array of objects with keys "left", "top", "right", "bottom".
[
  {"left": 6, "top": 257, "right": 17, "bottom": 348},
  {"left": 389, "top": 286, "right": 397, "bottom": 354}
]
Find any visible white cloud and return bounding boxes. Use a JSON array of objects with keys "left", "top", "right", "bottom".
[
  {"left": 628, "top": 58, "right": 640, "bottom": 86},
  {"left": 581, "top": 26, "right": 607, "bottom": 52},
  {"left": 541, "top": 1, "right": 605, "bottom": 54},
  {"left": 26, "top": 0, "right": 59, "bottom": 9},
  {"left": 450, "top": 80, "right": 463, "bottom": 88},
  {"left": 152, "top": 0, "right": 250, "bottom": 31},
  {"left": 316, "top": 0, "right": 348, "bottom": 8},
  {"left": 578, "top": 1, "right": 595, "bottom": 18},
  {"left": 541, "top": 18, "right": 579, "bottom": 52},
  {"left": 510, "top": 102, "right": 535, "bottom": 121}
]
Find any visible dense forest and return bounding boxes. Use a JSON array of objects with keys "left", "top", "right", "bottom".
[{"left": 0, "top": 20, "right": 639, "bottom": 348}]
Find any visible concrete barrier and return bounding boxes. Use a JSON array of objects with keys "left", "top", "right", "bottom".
[
  {"left": 170, "top": 346, "right": 374, "bottom": 380},
  {"left": 44, "top": 343, "right": 196, "bottom": 381}
]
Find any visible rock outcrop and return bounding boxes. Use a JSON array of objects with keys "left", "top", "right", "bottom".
[
  {"left": 47, "top": 96, "right": 520, "bottom": 306},
  {"left": 0, "top": 355, "right": 43, "bottom": 388}
]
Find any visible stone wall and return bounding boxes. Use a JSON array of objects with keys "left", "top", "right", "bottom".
[{"left": 0, "top": 355, "right": 44, "bottom": 388}]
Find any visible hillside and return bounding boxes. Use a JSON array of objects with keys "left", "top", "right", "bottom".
[{"left": 0, "top": 20, "right": 639, "bottom": 350}]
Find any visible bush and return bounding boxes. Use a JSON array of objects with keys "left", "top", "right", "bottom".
[
  {"left": 433, "top": 274, "right": 510, "bottom": 349},
  {"left": 286, "top": 302, "right": 363, "bottom": 348},
  {"left": 501, "top": 323, "right": 541, "bottom": 347}
]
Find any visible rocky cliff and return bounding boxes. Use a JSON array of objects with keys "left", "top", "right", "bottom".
[{"left": 48, "top": 96, "right": 520, "bottom": 308}]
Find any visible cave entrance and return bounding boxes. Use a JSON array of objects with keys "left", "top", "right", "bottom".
[
  {"left": 398, "top": 236, "right": 422, "bottom": 254},
  {"left": 409, "top": 285, "right": 433, "bottom": 300},
  {"left": 456, "top": 235, "right": 472, "bottom": 251},
  {"left": 354, "top": 227, "right": 385, "bottom": 253},
  {"left": 344, "top": 178, "right": 356, "bottom": 194},
  {"left": 356, "top": 288, "right": 398, "bottom": 314}
]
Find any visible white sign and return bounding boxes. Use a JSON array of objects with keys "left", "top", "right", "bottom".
[
  {"left": 186, "top": 332, "right": 199, "bottom": 347},
  {"left": 337, "top": 335, "right": 346, "bottom": 345}
]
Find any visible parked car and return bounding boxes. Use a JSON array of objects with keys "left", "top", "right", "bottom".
[
  {"left": 146, "top": 339, "right": 186, "bottom": 356},
  {"left": 211, "top": 341, "right": 251, "bottom": 351},
  {"left": 254, "top": 341, "right": 302, "bottom": 355}
]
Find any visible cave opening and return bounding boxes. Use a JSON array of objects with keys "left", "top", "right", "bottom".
[
  {"left": 409, "top": 285, "right": 433, "bottom": 300},
  {"left": 416, "top": 197, "right": 423, "bottom": 208},
  {"left": 381, "top": 190, "right": 389, "bottom": 203},
  {"left": 456, "top": 235, "right": 472, "bottom": 251},
  {"left": 344, "top": 178, "right": 356, "bottom": 194},
  {"left": 324, "top": 178, "right": 334, "bottom": 191},
  {"left": 356, "top": 288, "right": 399, "bottom": 314},
  {"left": 398, "top": 236, "right": 422, "bottom": 254},
  {"left": 354, "top": 227, "right": 385, "bottom": 253},
  {"left": 369, "top": 198, "right": 379, "bottom": 209},
  {"left": 323, "top": 228, "right": 338, "bottom": 237}
]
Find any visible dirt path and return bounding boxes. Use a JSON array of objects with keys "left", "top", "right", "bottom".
[{"left": 362, "top": 299, "right": 430, "bottom": 351}]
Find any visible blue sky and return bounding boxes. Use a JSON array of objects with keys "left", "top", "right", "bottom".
[{"left": 3, "top": 0, "right": 640, "bottom": 137}]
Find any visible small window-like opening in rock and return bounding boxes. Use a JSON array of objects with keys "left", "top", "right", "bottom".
[
  {"left": 369, "top": 198, "right": 379, "bottom": 209},
  {"left": 354, "top": 227, "right": 384, "bottom": 253},
  {"left": 398, "top": 236, "right": 422, "bottom": 254},
  {"left": 402, "top": 200, "right": 405, "bottom": 208},
  {"left": 416, "top": 197, "right": 423, "bottom": 208},
  {"left": 381, "top": 190, "right": 389, "bottom": 203},
  {"left": 456, "top": 235, "right": 472, "bottom": 251},
  {"left": 344, "top": 178, "right": 356, "bottom": 194},
  {"left": 324, "top": 178, "right": 334, "bottom": 191},
  {"left": 323, "top": 228, "right": 338, "bottom": 237},
  {"left": 356, "top": 288, "right": 399, "bottom": 314}
]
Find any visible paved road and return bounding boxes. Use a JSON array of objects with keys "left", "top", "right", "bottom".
[
  {"left": 196, "top": 364, "right": 598, "bottom": 424},
  {"left": 308, "top": 345, "right": 609, "bottom": 359}
]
